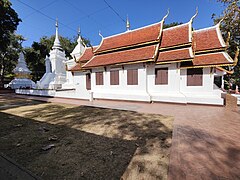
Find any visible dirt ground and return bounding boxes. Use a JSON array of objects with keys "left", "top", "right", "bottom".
[{"left": 0, "top": 95, "right": 173, "bottom": 180}]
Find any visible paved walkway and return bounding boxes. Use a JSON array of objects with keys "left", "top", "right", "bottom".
[{"left": 5, "top": 94, "right": 240, "bottom": 179}]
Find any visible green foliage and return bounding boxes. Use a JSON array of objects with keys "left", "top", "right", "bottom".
[
  {"left": 3, "top": 34, "right": 24, "bottom": 76},
  {"left": 213, "top": 0, "right": 240, "bottom": 86},
  {"left": 0, "top": 0, "right": 22, "bottom": 87},
  {"left": 163, "top": 22, "right": 183, "bottom": 29},
  {"left": 0, "top": 0, "right": 21, "bottom": 51}
]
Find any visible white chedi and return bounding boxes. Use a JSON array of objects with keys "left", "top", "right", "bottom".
[
  {"left": 37, "top": 20, "right": 67, "bottom": 89},
  {"left": 8, "top": 52, "right": 36, "bottom": 89}
]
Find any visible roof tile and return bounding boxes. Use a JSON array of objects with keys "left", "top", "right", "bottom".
[
  {"left": 160, "top": 23, "right": 191, "bottom": 49},
  {"left": 78, "top": 47, "right": 97, "bottom": 62},
  {"left": 69, "top": 63, "right": 81, "bottom": 71},
  {"left": 84, "top": 45, "right": 156, "bottom": 68},
  {"left": 95, "top": 22, "right": 162, "bottom": 53},
  {"left": 157, "top": 48, "right": 193, "bottom": 62},
  {"left": 193, "top": 26, "right": 226, "bottom": 52},
  {"left": 193, "top": 52, "right": 233, "bottom": 66}
]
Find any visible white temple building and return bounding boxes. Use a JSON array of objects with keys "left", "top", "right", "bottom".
[
  {"left": 9, "top": 52, "right": 36, "bottom": 89},
  {"left": 16, "top": 12, "right": 239, "bottom": 105}
]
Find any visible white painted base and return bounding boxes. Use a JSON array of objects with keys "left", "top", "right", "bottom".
[
  {"left": 93, "top": 91, "right": 151, "bottom": 102},
  {"left": 151, "top": 92, "right": 187, "bottom": 104},
  {"left": 8, "top": 78, "right": 36, "bottom": 89},
  {"left": 232, "top": 94, "right": 240, "bottom": 105}
]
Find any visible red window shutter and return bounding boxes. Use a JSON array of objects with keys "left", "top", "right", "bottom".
[
  {"left": 187, "top": 68, "right": 203, "bottom": 86},
  {"left": 86, "top": 73, "right": 91, "bottom": 90},
  {"left": 127, "top": 69, "right": 132, "bottom": 85},
  {"left": 96, "top": 72, "right": 103, "bottom": 85},
  {"left": 110, "top": 71, "right": 114, "bottom": 85},
  {"left": 115, "top": 70, "right": 119, "bottom": 85},
  {"left": 133, "top": 69, "right": 138, "bottom": 85},
  {"left": 127, "top": 69, "right": 138, "bottom": 85},
  {"left": 110, "top": 70, "right": 119, "bottom": 85},
  {"left": 155, "top": 68, "right": 168, "bottom": 85}
]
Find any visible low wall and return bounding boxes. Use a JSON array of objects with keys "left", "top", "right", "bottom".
[
  {"left": 16, "top": 89, "right": 91, "bottom": 101},
  {"left": 16, "top": 89, "right": 225, "bottom": 106},
  {"left": 16, "top": 89, "right": 56, "bottom": 97},
  {"left": 231, "top": 94, "right": 240, "bottom": 105}
]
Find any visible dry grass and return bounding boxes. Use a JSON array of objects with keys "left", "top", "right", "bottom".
[{"left": 0, "top": 95, "right": 173, "bottom": 179}]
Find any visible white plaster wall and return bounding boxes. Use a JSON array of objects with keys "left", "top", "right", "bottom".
[
  {"left": 72, "top": 72, "right": 91, "bottom": 99},
  {"left": 91, "top": 64, "right": 150, "bottom": 101},
  {"left": 146, "top": 63, "right": 186, "bottom": 103},
  {"left": 66, "top": 71, "right": 74, "bottom": 84},
  {"left": 180, "top": 67, "right": 214, "bottom": 93},
  {"left": 147, "top": 63, "right": 181, "bottom": 93}
]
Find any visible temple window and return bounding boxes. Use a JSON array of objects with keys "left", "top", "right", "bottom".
[
  {"left": 96, "top": 72, "right": 104, "bottom": 85},
  {"left": 155, "top": 68, "right": 168, "bottom": 85},
  {"left": 110, "top": 70, "right": 119, "bottom": 85},
  {"left": 127, "top": 69, "right": 138, "bottom": 85},
  {"left": 187, "top": 68, "right": 203, "bottom": 86},
  {"left": 86, "top": 73, "right": 91, "bottom": 90}
]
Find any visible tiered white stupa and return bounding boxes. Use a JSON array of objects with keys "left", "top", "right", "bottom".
[
  {"left": 37, "top": 20, "right": 67, "bottom": 89},
  {"left": 8, "top": 52, "right": 36, "bottom": 89}
]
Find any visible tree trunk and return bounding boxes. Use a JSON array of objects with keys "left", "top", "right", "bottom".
[{"left": 0, "top": 54, "right": 6, "bottom": 89}]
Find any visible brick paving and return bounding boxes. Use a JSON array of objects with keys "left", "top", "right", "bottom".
[{"left": 4, "top": 94, "right": 240, "bottom": 179}]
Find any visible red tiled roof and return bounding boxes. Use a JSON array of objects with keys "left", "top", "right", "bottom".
[
  {"left": 193, "top": 26, "right": 226, "bottom": 52},
  {"left": 95, "top": 22, "right": 162, "bottom": 53},
  {"left": 78, "top": 47, "right": 97, "bottom": 62},
  {"left": 84, "top": 45, "right": 156, "bottom": 68},
  {"left": 160, "top": 23, "right": 191, "bottom": 49},
  {"left": 69, "top": 63, "right": 81, "bottom": 71},
  {"left": 193, "top": 52, "right": 233, "bottom": 66},
  {"left": 157, "top": 48, "right": 193, "bottom": 63}
]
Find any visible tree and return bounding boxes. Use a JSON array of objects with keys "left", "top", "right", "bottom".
[
  {"left": 24, "top": 35, "right": 91, "bottom": 81},
  {"left": 163, "top": 22, "right": 183, "bottom": 29},
  {"left": 3, "top": 34, "right": 24, "bottom": 79},
  {"left": 0, "top": 0, "right": 21, "bottom": 87},
  {"left": 213, "top": 0, "right": 240, "bottom": 87}
]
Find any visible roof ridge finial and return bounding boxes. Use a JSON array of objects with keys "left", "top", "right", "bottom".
[
  {"left": 217, "top": 17, "right": 225, "bottom": 27},
  {"left": 99, "top": 30, "right": 104, "bottom": 39},
  {"left": 126, "top": 15, "right": 130, "bottom": 31},
  {"left": 162, "top": 8, "right": 170, "bottom": 22},
  {"left": 190, "top": 7, "right": 198, "bottom": 23},
  {"left": 78, "top": 26, "right": 81, "bottom": 37}
]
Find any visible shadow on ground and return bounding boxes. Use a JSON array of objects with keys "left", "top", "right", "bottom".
[
  {"left": 0, "top": 95, "right": 45, "bottom": 111},
  {"left": 0, "top": 112, "right": 137, "bottom": 179},
  {"left": 0, "top": 96, "right": 173, "bottom": 179}
]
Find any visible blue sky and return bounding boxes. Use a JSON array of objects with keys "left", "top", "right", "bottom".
[{"left": 11, "top": 0, "right": 225, "bottom": 47}]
